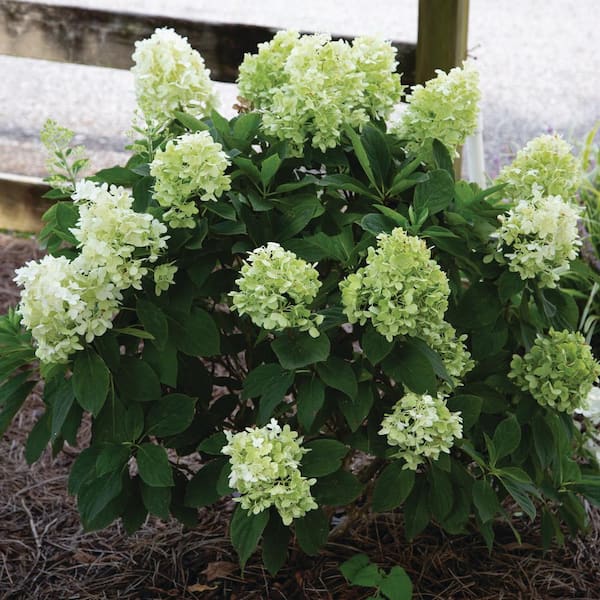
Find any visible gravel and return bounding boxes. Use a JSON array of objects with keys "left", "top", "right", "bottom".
[{"left": 0, "top": 0, "right": 598, "bottom": 178}]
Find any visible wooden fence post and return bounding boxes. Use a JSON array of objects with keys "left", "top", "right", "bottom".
[{"left": 415, "top": 0, "right": 469, "bottom": 84}]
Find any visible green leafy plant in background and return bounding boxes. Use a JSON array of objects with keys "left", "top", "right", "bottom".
[
  {"left": 1, "top": 26, "right": 599, "bottom": 587},
  {"left": 340, "top": 554, "right": 413, "bottom": 600}
]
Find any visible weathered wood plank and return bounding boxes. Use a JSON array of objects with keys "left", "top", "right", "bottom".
[
  {"left": 0, "top": 173, "right": 50, "bottom": 232},
  {"left": 0, "top": 1, "right": 416, "bottom": 83},
  {"left": 415, "top": 0, "right": 469, "bottom": 84}
]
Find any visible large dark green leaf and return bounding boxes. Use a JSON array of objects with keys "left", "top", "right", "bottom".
[
  {"left": 116, "top": 357, "right": 161, "bottom": 403},
  {"left": 372, "top": 462, "right": 415, "bottom": 512},
  {"left": 316, "top": 356, "right": 357, "bottom": 400},
  {"left": 338, "top": 382, "right": 374, "bottom": 432},
  {"left": 295, "top": 508, "right": 329, "bottom": 555},
  {"left": 72, "top": 349, "right": 110, "bottom": 416},
  {"left": 413, "top": 169, "right": 454, "bottom": 215},
  {"left": 146, "top": 394, "right": 197, "bottom": 437},
  {"left": 243, "top": 363, "right": 294, "bottom": 425},
  {"left": 271, "top": 332, "right": 330, "bottom": 370},
  {"left": 136, "top": 444, "right": 173, "bottom": 487},
  {"left": 472, "top": 479, "right": 500, "bottom": 523},
  {"left": 382, "top": 344, "right": 437, "bottom": 394},
  {"left": 137, "top": 299, "right": 168, "bottom": 350},
  {"left": 312, "top": 469, "right": 363, "bottom": 506},
  {"left": 45, "top": 376, "right": 75, "bottom": 440},
  {"left": 185, "top": 458, "right": 228, "bottom": 508},
  {"left": 362, "top": 325, "right": 394, "bottom": 364},
  {"left": 262, "top": 512, "right": 291, "bottom": 576},
  {"left": 301, "top": 439, "right": 349, "bottom": 477},
  {"left": 492, "top": 415, "right": 521, "bottom": 462},
  {"left": 230, "top": 506, "right": 269, "bottom": 569},
  {"left": 296, "top": 377, "right": 326, "bottom": 431},
  {"left": 170, "top": 308, "right": 220, "bottom": 357},
  {"left": 0, "top": 372, "right": 35, "bottom": 436}
]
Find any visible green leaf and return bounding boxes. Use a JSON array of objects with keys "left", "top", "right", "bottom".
[
  {"left": 78, "top": 470, "right": 123, "bottom": 525},
  {"left": 232, "top": 112, "right": 261, "bottom": 141},
  {"left": 170, "top": 308, "right": 220, "bottom": 357},
  {"left": 451, "top": 283, "right": 502, "bottom": 331},
  {"left": 95, "top": 443, "right": 130, "bottom": 476},
  {"left": 532, "top": 414, "right": 554, "bottom": 469},
  {"left": 380, "top": 566, "right": 413, "bottom": 600},
  {"left": 372, "top": 462, "right": 415, "bottom": 512},
  {"left": 93, "top": 165, "right": 140, "bottom": 186},
  {"left": 116, "top": 357, "right": 161, "bottom": 403},
  {"left": 316, "top": 356, "right": 357, "bottom": 400},
  {"left": 72, "top": 348, "right": 110, "bottom": 416},
  {"left": 230, "top": 506, "right": 269, "bottom": 569},
  {"left": 68, "top": 447, "right": 100, "bottom": 495},
  {"left": 295, "top": 508, "right": 329, "bottom": 555},
  {"left": 432, "top": 138, "right": 455, "bottom": 177},
  {"left": 260, "top": 153, "right": 282, "bottom": 187},
  {"left": 312, "top": 469, "right": 363, "bottom": 506},
  {"left": 361, "top": 124, "right": 392, "bottom": 190},
  {"left": 498, "top": 270, "right": 525, "bottom": 303},
  {"left": 46, "top": 376, "right": 75, "bottom": 440},
  {"left": 146, "top": 394, "right": 196, "bottom": 437},
  {"left": 340, "top": 554, "right": 382, "bottom": 588},
  {"left": 113, "top": 327, "right": 155, "bottom": 340},
  {"left": 296, "top": 377, "right": 326, "bottom": 431},
  {"left": 301, "top": 439, "right": 349, "bottom": 477},
  {"left": 319, "top": 174, "right": 376, "bottom": 198},
  {"left": 338, "top": 382, "right": 374, "bottom": 432},
  {"left": 185, "top": 458, "right": 227, "bottom": 508},
  {"left": 492, "top": 415, "right": 521, "bottom": 461},
  {"left": 428, "top": 468, "right": 453, "bottom": 521},
  {"left": 446, "top": 395, "right": 482, "bottom": 431},
  {"left": 360, "top": 213, "right": 396, "bottom": 236},
  {"left": 499, "top": 476, "right": 536, "bottom": 520},
  {"left": 382, "top": 345, "right": 437, "bottom": 395},
  {"left": 345, "top": 126, "right": 378, "bottom": 190},
  {"left": 472, "top": 479, "right": 500, "bottom": 523},
  {"left": 271, "top": 332, "right": 330, "bottom": 370},
  {"left": 136, "top": 299, "right": 168, "bottom": 350},
  {"left": 404, "top": 480, "right": 431, "bottom": 540},
  {"left": 174, "top": 110, "right": 209, "bottom": 132},
  {"left": 137, "top": 443, "right": 173, "bottom": 487},
  {"left": 362, "top": 325, "right": 394, "bottom": 364},
  {"left": 122, "top": 480, "right": 148, "bottom": 533},
  {"left": 243, "top": 363, "right": 294, "bottom": 425},
  {"left": 413, "top": 169, "right": 454, "bottom": 216},
  {"left": 0, "top": 372, "right": 35, "bottom": 436},
  {"left": 262, "top": 512, "right": 290, "bottom": 576},
  {"left": 25, "top": 411, "right": 51, "bottom": 464},
  {"left": 198, "top": 431, "right": 227, "bottom": 455}
]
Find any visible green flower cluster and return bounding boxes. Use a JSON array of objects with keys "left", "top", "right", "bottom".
[
  {"left": 14, "top": 181, "right": 169, "bottom": 363},
  {"left": 339, "top": 228, "right": 450, "bottom": 342},
  {"left": 238, "top": 31, "right": 403, "bottom": 153},
  {"left": 221, "top": 419, "right": 317, "bottom": 525},
  {"left": 230, "top": 243, "right": 323, "bottom": 336},
  {"left": 495, "top": 134, "right": 581, "bottom": 201},
  {"left": 379, "top": 392, "right": 463, "bottom": 470},
  {"left": 392, "top": 61, "right": 480, "bottom": 163},
  {"left": 509, "top": 329, "right": 600, "bottom": 413},
  {"left": 489, "top": 187, "right": 581, "bottom": 288},
  {"left": 423, "top": 321, "right": 475, "bottom": 392},
  {"left": 131, "top": 27, "right": 217, "bottom": 126},
  {"left": 150, "top": 131, "right": 231, "bottom": 228}
]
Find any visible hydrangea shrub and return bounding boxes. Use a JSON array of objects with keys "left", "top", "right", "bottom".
[{"left": 1, "top": 29, "right": 600, "bottom": 573}]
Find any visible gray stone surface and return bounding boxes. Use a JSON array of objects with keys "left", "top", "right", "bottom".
[{"left": 0, "top": 0, "right": 598, "bottom": 178}]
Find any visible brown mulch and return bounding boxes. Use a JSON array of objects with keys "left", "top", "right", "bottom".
[{"left": 1, "top": 234, "right": 600, "bottom": 600}]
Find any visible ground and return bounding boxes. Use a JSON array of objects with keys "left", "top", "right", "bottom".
[{"left": 1, "top": 235, "right": 599, "bottom": 600}]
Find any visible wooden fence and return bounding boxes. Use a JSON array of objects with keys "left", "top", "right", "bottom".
[{"left": 0, "top": 0, "right": 469, "bottom": 231}]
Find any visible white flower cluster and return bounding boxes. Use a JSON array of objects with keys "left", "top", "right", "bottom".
[
  {"left": 238, "top": 31, "right": 403, "bottom": 153},
  {"left": 379, "top": 391, "right": 463, "bottom": 470},
  {"left": 489, "top": 187, "right": 581, "bottom": 288},
  {"left": 230, "top": 242, "right": 323, "bottom": 336},
  {"left": 150, "top": 131, "right": 231, "bottom": 228},
  {"left": 221, "top": 419, "right": 317, "bottom": 525},
  {"left": 392, "top": 61, "right": 480, "bottom": 163},
  {"left": 495, "top": 134, "right": 581, "bottom": 202},
  {"left": 132, "top": 27, "right": 217, "bottom": 126},
  {"left": 15, "top": 181, "right": 171, "bottom": 363}
]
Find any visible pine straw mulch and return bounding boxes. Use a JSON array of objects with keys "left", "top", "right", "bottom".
[{"left": 1, "top": 234, "right": 600, "bottom": 600}]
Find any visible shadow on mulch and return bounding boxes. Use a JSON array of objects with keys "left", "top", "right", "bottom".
[{"left": 1, "top": 235, "right": 599, "bottom": 600}]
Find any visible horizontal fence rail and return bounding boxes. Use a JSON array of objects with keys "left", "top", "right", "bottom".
[{"left": 0, "top": 0, "right": 468, "bottom": 232}]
